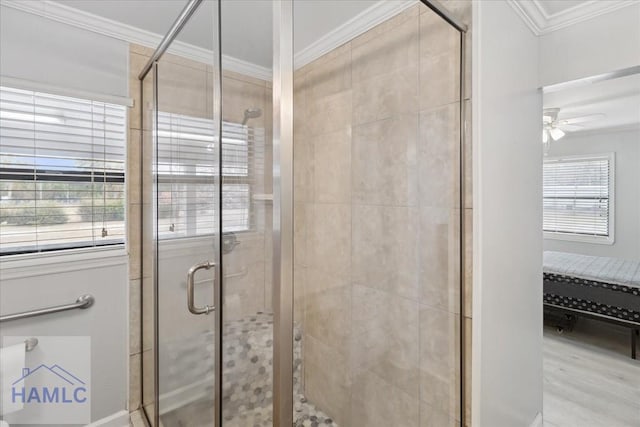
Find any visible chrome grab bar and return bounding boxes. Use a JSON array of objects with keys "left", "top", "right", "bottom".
[
  {"left": 187, "top": 261, "right": 215, "bottom": 315},
  {"left": 0, "top": 294, "right": 94, "bottom": 323}
]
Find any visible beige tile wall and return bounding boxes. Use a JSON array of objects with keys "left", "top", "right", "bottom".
[
  {"left": 293, "top": 2, "right": 472, "bottom": 426},
  {"left": 127, "top": 44, "right": 273, "bottom": 418}
]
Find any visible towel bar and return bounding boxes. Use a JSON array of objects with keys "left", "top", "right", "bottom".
[{"left": 0, "top": 294, "right": 94, "bottom": 323}]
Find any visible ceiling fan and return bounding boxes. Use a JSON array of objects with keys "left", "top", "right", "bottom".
[{"left": 542, "top": 108, "right": 605, "bottom": 144}]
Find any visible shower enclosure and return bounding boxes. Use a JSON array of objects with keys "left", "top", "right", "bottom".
[{"left": 138, "top": 0, "right": 468, "bottom": 425}]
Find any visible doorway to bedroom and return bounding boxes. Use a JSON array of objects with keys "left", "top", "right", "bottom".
[{"left": 540, "top": 66, "right": 640, "bottom": 427}]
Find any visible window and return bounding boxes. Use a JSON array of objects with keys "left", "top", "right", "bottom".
[
  {"left": 157, "top": 112, "right": 263, "bottom": 238},
  {"left": 0, "top": 86, "right": 126, "bottom": 255},
  {"left": 543, "top": 154, "right": 614, "bottom": 243}
]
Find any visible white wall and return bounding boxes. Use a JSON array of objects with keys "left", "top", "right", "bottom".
[
  {"left": 543, "top": 128, "right": 640, "bottom": 259},
  {"left": 0, "top": 5, "right": 130, "bottom": 423},
  {"left": 0, "top": 6, "right": 129, "bottom": 99},
  {"left": 539, "top": 3, "right": 640, "bottom": 87},
  {"left": 0, "top": 250, "right": 128, "bottom": 423},
  {"left": 473, "top": 1, "right": 543, "bottom": 426}
]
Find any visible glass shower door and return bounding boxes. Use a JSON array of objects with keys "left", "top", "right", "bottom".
[
  {"left": 140, "top": 1, "right": 222, "bottom": 425},
  {"left": 154, "top": 50, "right": 221, "bottom": 425}
]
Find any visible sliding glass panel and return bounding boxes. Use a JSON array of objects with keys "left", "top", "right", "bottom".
[
  {"left": 219, "top": 0, "right": 274, "bottom": 424},
  {"left": 142, "top": 1, "right": 221, "bottom": 425}
]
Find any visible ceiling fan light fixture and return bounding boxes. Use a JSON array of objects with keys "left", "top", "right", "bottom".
[
  {"left": 542, "top": 129, "right": 549, "bottom": 144},
  {"left": 549, "top": 127, "right": 565, "bottom": 141}
]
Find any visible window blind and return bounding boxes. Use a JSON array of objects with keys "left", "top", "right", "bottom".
[
  {"left": 0, "top": 86, "right": 127, "bottom": 255},
  {"left": 543, "top": 155, "right": 611, "bottom": 237},
  {"left": 157, "top": 112, "right": 264, "bottom": 237}
]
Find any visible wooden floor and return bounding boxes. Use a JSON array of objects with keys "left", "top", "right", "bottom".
[{"left": 543, "top": 320, "right": 640, "bottom": 427}]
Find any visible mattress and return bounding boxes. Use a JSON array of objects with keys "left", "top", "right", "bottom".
[
  {"left": 543, "top": 251, "right": 640, "bottom": 325},
  {"left": 543, "top": 251, "right": 640, "bottom": 289}
]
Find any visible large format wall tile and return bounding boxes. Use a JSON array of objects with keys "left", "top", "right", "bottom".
[
  {"left": 420, "top": 401, "right": 458, "bottom": 427},
  {"left": 305, "top": 44, "right": 352, "bottom": 100},
  {"left": 293, "top": 132, "right": 314, "bottom": 203},
  {"left": 419, "top": 305, "right": 460, "bottom": 419},
  {"left": 304, "top": 335, "right": 352, "bottom": 425},
  {"left": 306, "top": 90, "right": 352, "bottom": 136},
  {"left": 308, "top": 203, "right": 351, "bottom": 279},
  {"left": 419, "top": 10, "right": 459, "bottom": 59},
  {"left": 419, "top": 51, "right": 460, "bottom": 111},
  {"left": 129, "top": 52, "right": 153, "bottom": 131},
  {"left": 352, "top": 7, "right": 419, "bottom": 83},
  {"left": 352, "top": 114, "right": 418, "bottom": 207},
  {"left": 418, "top": 103, "right": 460, "bottom": 209},
  {"left": 419, "top": 1, "right": 462, "bottom": 112},
  {"left": 304, "top": 267, "right": 351, "bottom": 352},
  {"left": 293, "top": 266, "right": 306, "bottom": 325},
  {"left": 294, "top": 202, "right": 309, "bottom": 268},
  {"left": 352, "top": 65, "right": 418, "bottom": 126},
  {"left": 352, "top": 204, "right": 419, "bottom": 300},
  {"left": 351, "top": 285, "right": 420, "bottom": 398},
  {"left": 156, "top": 60, "right": 208, "bottom": 119},
  {"left": 419, "top": 207, "right": 461, "bottom": 314},
  {"left": 313, "top": 128, "right": 351, "bottom": 203},
  {"left": 127, "top": 128, "right": 142, "bottom": 205},
  {"left": 351, "top": 370, "right": 420, "bottom": 427}
]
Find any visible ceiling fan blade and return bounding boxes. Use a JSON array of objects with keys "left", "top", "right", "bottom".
[
  {"left": 558, "top": 124, "right": 583, "bottom": 132},
  {"left": 559, "top": 113, "right": 605, "bottom": 125}
]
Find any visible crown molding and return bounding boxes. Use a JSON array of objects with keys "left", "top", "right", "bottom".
[
  {"left": 2, "top": 0, "right": 423, "bottom": 80},
  {"left": 294, "top": 0, "right": 419, "bottom": 69},
  {"left": 507, "top": 0, "right": 545, "bottom": 35},
  {"left": 508, "top": 0, "right": 638, "bottom": 36},
  {"left": 0, "top": 0, "right": 272, "bottom": 81}
]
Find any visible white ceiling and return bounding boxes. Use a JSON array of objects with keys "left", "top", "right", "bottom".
[
  {"left": 53, "top": 0, "right": 379, "bottom": 68},
  {"left": 544, "top": 73, "right": 640, "bottom": 134}
]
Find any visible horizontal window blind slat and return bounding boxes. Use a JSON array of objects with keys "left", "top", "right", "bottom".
[
  {"left": 0, "top": 86, "right": 127, "bottom": 255},
  {"left": 157, "top": 111, "right": 262, "bottom": 237},
  {"left": 543, "top": 155, "right": 610, "bottom": 238}
]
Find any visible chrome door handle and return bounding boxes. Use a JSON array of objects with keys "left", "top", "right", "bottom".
[{"left": 187, "top": 260, "right": 215, "bottom": 315}]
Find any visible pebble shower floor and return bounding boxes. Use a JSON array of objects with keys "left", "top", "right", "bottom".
[{"left": 159, "top": 312, "right": 338, "bottom": 426}]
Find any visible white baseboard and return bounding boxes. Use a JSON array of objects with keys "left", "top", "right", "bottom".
[
  {"left": 87, "top": 410, "right": 130, "bottom": 427},
  {"left": 530, "top": 412, "right": 543, "bottom": 427}
]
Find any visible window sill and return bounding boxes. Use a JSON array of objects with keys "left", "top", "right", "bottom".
[
  {"left": 0, "top": 246, "right": 128, "bottom": 280},
  {"left": 543, "top": 231, "right": 614, "bottom": 245}
]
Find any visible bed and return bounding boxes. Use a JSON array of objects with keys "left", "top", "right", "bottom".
[{"left": 543, "top": 251, "right": 640, "bottom": 359}]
